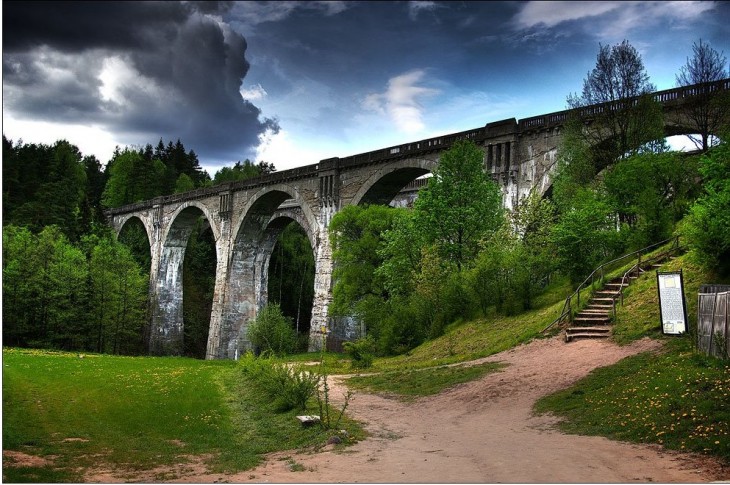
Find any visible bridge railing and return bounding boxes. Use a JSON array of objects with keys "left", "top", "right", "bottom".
[
  {"left": 519, "top": 78, "right": 730, "bottom": 133},
  {"left": 106, "top": 79, "right": 729, "bottom": 217}
]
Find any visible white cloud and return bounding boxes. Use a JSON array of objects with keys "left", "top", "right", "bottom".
[
  {"left": 239, "top": 83, "right": 268, "bottom": 101},
  {"left": 254, "top": 128, "right": 332, "bottom": 171},
  {"left": 515, "top": 1, "right": 622, "bottom": 29},
  {"left": 362, "top": 70, "right": 440, "bottom": 134},
  {"left": 98, "top": 55, "right": 168, "bottom": 110},
  {"left": 514, "top": 1, "right": 717, "bottom": 39}
]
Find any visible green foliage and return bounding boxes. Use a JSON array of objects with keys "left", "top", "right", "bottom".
[
  {"left": 566, "top": 40, "right": 664, "bottom": 169},
  {"left": 102, "top": 148, "right": 165, "bottom": 207},
  {"left": 102, "top": 139, "right": 207, "bottom": 208},
  {"left": 343, "top": 336, "right": 376, "bottom": 369},
  {"left": 3, "top": 226, "right": 89, "bottom": 349},
  {"left": 375, "top": 209, "right": 422, "bottom": 297},
  {"left": 329, "top": 141, "right": 516, "bottom": 355},
  {"left": 683, "top": 140, "right": 730, "bottom": 275},
  {"left": 85, "top": 234, "right": 149, "bottom": 355},
  {"left": 2, "top": 225, "right": 148, "bottom": 354},
  {"left": 118, "top": 218, "right": 152, "bottom": 273},
  {"left": 247, "top": 304, "right": 298, "bottom": 356},
  {"left": 174, "top": 173, "right": 196, "bottom": 193},
  {"left": 413, "top": 140, "right": 503, "bottom": 270},
  {"left": 358, "top": 294, "right": 426, "bottom": 356},
  {"left": 467, "top": 193, "right": 557, "bottom": 318},
  {"left": 3, "top": 138, "right": 92, "bottom": 240},
  {"left": 604, "top": 151, "right": 699, "bottom": 249},
  {"left": 239, "top": 353, "right": 319, "bottom": 412},
  {"left": 212, "top": 159, "right": 273, "bottom": 184},
  {"left": 675, "top": 39, "right": 730, "bottom": 151},
  {"left": 267, "top": 222, "right": 315, "bottom": 337},
  {"left": 329, "top": 204, "right": 400, "bottom": 315},
  {"left": 550, "top": 182, "right": 621, "bottom": 283}
]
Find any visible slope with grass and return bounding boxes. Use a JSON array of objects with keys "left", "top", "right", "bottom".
[{"left": 535, "top": 253, "right": 730, "bottom": 464}]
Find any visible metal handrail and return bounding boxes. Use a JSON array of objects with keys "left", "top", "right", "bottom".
[{"left": 542, "top": 236, "right": 680, "bottom": 333}]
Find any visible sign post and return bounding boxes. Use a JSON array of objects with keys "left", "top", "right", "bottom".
[{"left": 656, "top": 270, "right": 688, "bottom": 335}]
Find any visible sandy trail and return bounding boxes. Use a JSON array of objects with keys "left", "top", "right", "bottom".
[{"left": 86, "top": 336, "right": 727, "bottom": 483}]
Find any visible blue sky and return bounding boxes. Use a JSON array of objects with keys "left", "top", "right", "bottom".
[{"left": 3, "top": 1, "right": 729, "bottom": 175}]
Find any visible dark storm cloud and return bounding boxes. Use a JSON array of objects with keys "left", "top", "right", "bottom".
[{"left": 2, "top": 1, "right": 278, "bottom": 163}]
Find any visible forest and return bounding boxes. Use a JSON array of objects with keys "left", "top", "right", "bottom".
[
  {"left": 3, "top": 39, "right": 729, "bottom": 359},
  {"left": 2, "top": 135, "right": 309, "bottom": 358}
]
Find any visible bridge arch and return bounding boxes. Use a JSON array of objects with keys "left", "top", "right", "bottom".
[
  {"left": 231, "top": 184, "right": 318, "bottom": 243},
  {"left": 350, "top": 158, "right": 438, "bottom": 206},
  {"left": 159, "top": 201, "right": 221, "bottom": 249},
  {"left": 114, "top": 213, "right": 154, "bottom": 247},
  {"left": 213, "top": 184, "right": 319, "bottom": 358},
  {"left": 150, "top": 202, "right": 219, "bottom": 356},
  {"left": 256, "top": 209, "right": 317, "bottom": 341}
]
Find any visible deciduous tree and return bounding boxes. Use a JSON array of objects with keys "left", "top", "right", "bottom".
[
  {"left": 675, "top": 39, "right": 729, "bottom": 151},
  {"left": 567, "top": 40, "right": 664, "bottom": 168},
  {"left": 413, "top": 140, "right": 503, "bottom": 271}
]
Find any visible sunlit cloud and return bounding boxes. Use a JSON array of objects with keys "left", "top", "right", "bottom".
[
  {"left": 514, "top": 1, "right": 718, "bottom": 40},
  {"left": 240, "top": 83, "right": 268, "bottom": 101},
  {"left": 515, "top": 1, "right": 621, "bottom": 29},
  {"left": 363, "top": 70, "right": 440, "bottom": 134}
]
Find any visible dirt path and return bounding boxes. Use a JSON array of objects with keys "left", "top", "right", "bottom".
[{"left": 89, "top": 336, "right": 728, "bottom": 483}]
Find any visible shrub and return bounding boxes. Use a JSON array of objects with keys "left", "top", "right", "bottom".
[
  {"left": 239, "top": 352, "right": 319, "bottom": 412},
  {"left": 246, "top": 304, "right": 298, "bottom": 356},
  {"left": 343, "top": 336, "right": 376, "bottom": 369}
]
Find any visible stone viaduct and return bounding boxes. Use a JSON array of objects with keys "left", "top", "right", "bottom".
[{"left": 106, "top": 79, "right": 729, "bottom": 359}]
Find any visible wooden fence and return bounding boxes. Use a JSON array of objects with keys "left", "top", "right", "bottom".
[{"left": 697, "top": 291, "right": 730, "bottom": 359}]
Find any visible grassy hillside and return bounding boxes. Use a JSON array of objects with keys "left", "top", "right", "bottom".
[{"left": 536, "top": 253, "right": 730, "bottom": 463}]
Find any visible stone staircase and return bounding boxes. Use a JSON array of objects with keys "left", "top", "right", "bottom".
[{"left": 564, "top": 262, "right": 667, "bottom": 342}]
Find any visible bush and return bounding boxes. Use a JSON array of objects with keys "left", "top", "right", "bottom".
[
  {"left": 246, "top": 304, "right": 298, "bottom": 356},
  {"left": 343, "top": 336, "right": 376, "bottom": 369},
  {"left": 239, "top": 352, "right": 319, "bottom": 412}
]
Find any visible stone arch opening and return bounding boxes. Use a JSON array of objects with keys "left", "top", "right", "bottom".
[
  {"left": 181, "top": 218, "right": 216, "bottom": 359},
  {"left": 354, "top": 164, "right": 435, "bottom": 206},
  {"left": 217, "top": 187, "right": 319, "bottom": 357},
  {"left": 117, "top": 215, "right": 152, "bottom": 272},
  {"left": 261, "top": 215, "right": 316, "bottom": 349},
  {"left": 150, "top": 205, "right": 217, "bottom": 356}
]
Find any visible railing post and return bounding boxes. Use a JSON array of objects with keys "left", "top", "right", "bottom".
[
  {"left": 568, "top": 298, "right": 573, "bottom": 324},
  {"left": 612, "top": 297, "right": 617, "bottom": 323}
]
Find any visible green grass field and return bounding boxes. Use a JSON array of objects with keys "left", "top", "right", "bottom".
[{"left": 2, "top": 349, "right": 363, "bottom": 482}]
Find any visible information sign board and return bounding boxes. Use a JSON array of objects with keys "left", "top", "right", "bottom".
[{"left": 656, "top": 270, "right": 688, "bottom": 335}]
